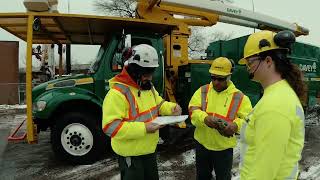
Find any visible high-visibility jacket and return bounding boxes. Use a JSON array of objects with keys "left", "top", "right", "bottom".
[
  {"left": 102, "top": 68, "right": 176, "bottom": 157},
  {"left": 189, "top": 81, "right": 252, "bottom": 151},
  {"left": 240, "top": 80, "right": 305, "bottom": 180}
]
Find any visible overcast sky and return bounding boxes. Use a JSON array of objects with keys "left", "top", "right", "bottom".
[{"left": 0, "top": 0, "right": 319, "bottom": 67}]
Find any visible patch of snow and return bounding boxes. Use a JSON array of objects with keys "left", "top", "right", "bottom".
[
  {"left": 109, "top": 174, "right": 120, "bottom": 180},
  {"left": 160, "top": 159, "right": 173, "bottom": 167},
  {"left": 181, "top": 149, "right": 195, "bottom": 166},
  {"left": 299, "top": 163, "right": 320, "bottom": 180},
  {"left": 305, "top": 104, "right": 320, "bottom": 126},
  {"left": 0, "top": 104, "right": 26, "bottom": 110}
]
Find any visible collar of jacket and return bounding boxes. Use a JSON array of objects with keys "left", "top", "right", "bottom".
[
  {"left": 209, "top": 81, "right": 238, "bottom": 94},
  {"left": 113, "top": 67, "right": 140, "bottom": 89}
]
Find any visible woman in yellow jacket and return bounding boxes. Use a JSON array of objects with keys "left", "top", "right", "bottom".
[
  {"left": 102, "top": 44, "right": 182, "bottom": 180},
  {"left": 238, "top": 30, "right": 307, "bottom": 180},
  {"left": 189, "top": 57, "right": 252, "bottom": 180}
]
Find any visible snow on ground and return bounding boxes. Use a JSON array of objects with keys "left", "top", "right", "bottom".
[
  {"left": 300, "top": 163, "right": 320, "bottom": 180},
  {"left": 306, "top": 104, "right": 320, "bottom": 126},
  {"left": 0, "top": 104, "right": 319, "bottom": 179},
  {"left": 0, "top": 104, "right": 26, "bottom": 110}
]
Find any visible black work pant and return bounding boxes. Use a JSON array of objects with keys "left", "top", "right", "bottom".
[
  {"left": 196, "top": 142, "right": 233, "bottom": 180},
  {"left": 118, "top": 153, "right": 159, "bottom": 180}
]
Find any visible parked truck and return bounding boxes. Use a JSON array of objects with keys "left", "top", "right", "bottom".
[
  {"left": 0, "top": 0, "right": 315, "bottom": 164},
  {"left": 205, "top": 36, "right": 320, "bottom": 107}
]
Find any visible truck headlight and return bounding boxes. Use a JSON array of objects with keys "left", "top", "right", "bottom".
[{"left": 35, "top": 101, "right": 47, "bottom": 111}]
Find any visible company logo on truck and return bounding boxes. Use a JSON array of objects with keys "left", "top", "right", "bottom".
[
  {"left": 299, "top": 62, "right": 317, "bottom": 73},
  {"left": 227, "top": 8, "right": 241, "bottom": 15}
]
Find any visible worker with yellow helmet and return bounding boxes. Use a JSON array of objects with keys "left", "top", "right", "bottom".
[
  {"left": 189, "top": 57, "right": 252, "bottom": 180},
  {"left": 238, "top": 30, "right": 306, "bottom": 179}
]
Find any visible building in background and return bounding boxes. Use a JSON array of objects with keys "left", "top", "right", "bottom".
[{"left": 0, "top": 41, "right": 19, "bottom": 105}]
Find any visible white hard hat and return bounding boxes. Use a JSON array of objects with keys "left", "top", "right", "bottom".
[{"left": 127, "top": 44, "right": 159, "bottom": 68}]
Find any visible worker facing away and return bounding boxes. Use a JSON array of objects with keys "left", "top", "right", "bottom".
[
  {"left": 238, "top": 30, "right": 306, "bottom": 180},
  {"left": 189, "top": 57, "right": 252, "bottom": 180},
  {"left": 102, "top": 44, "right": 182, "bottom": 180}
]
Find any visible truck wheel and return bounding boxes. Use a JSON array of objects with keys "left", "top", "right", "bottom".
[{"left": 51, "top": 111, "right": 109, "bottom": 164}]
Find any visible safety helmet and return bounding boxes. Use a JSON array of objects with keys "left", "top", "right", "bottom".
[
  {"left": 239, "top": 30, "right": 289, "bottom": 65},
  {"left": 127, "top": 44, "right": 159, "bottom": 68},
  {"left": 209, "top": 57, "right": 234, "bottom": 76}
]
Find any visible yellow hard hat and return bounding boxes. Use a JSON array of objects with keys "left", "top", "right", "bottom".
[
  {"left": 209, "top": 57, "right": 233, "bottom": 76},
  {"left": 239, "top": 30, "right": 286, "bottom": 65}
]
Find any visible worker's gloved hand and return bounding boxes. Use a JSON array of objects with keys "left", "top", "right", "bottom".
[
  {"left": 145, "top": 122, "right": 165, "bottom": 133},
  {"left": 204, "top": 116, "right": 219, "bottom": 129},
  {"left": 215, "top": 118, "right": 228, "bottom": 130},
  {"left": 171, "top": 104, "right": 182, "bottom": 116},
  {"left": 212, "top": 118, "right": 229, "bottom": 136},
  {"left": 221, "top": 122, "right": 238, "bottom": 137}
]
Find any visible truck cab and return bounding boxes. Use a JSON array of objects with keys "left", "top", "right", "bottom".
[{"left": 32, "top": 30, "right": 168, "bottom": 164}]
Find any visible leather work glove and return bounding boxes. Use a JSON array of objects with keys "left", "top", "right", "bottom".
[
  {"left": 171, "top": 104, "right": 182, "bottom": 116},
  {"left": 205, "top": 116, "right": 232, "bottom": 136},
  {"left": 204, "top": 116, "right": 218, "bottom": 129},
  {"left": 216, "top": 118, "right": 228, "bottom": 130},
  {"left": 221, "top": 122, "right": 238, "bottom": 138},
  {"left": 214, "top": 118, "right": 229, "bottom": 136}
]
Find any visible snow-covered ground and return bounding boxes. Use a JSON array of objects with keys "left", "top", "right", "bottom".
[
  {"left": 0, "top": 104, "right": 320, "bottom": 179},
  {"left": 0, "top": 104, "right": 26, "bottom": 110}
]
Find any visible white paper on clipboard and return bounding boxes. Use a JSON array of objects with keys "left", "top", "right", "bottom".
[{"left": 152, "top": 115, "right": 188, "bottom": 125}]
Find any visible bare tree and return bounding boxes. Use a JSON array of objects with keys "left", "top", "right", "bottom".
[
  {"left": 189, "top": 27, "right": 233, "bottom": 59},
  {"left": 93, "top": 0, "right": 136, "bottom": 17},
  {"left": 94, "top": 0, "right": 234, "bottom": 59}
]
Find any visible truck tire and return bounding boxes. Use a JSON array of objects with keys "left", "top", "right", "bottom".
[{"left": 51, "top": 111, "right": 109, "bottom": 164}]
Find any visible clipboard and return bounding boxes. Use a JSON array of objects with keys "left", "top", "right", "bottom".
[{"left": 152, "top": 115, "right": 188, "bottom": 125}]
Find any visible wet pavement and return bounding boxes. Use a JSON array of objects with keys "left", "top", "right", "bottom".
[
  {"left": 0, "top": 113, "right": 197, "bottom": 180},
  {"left": 1, "top": 107, "right": 320, "bottom": 180}
]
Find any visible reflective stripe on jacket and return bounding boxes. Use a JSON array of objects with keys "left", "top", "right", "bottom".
[
  {"left": 102, "top": 68, "right": 176, "bottom": 157},
  {"left": 103, "top": 83, "right": 164, "bottom": 137},
  {"left": 199, "top": 84, "right": 244, "bottom": 122},
  {"left": 189, "top": 81, "right": 252, "bottom": 151},
  {"left": 240, "top": 80, "right": 305, "bottom": 180}
]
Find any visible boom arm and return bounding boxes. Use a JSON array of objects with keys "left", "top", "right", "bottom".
[
  {"left": 137, "top": 0, "right": 309, "bottom": 106},
  {"left": 139, "top": 0, "right": 309, "bottom": 36}
]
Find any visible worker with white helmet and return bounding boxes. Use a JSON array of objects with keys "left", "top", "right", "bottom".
[
  {"left": 189, "top": 57, "right": 252, "bottom": 180},
  {"left": 238, "top": 30, "right": 306, "bottom": 179},
  {"left": 102, "top": 44, "right": 182, "bottom": 180}
]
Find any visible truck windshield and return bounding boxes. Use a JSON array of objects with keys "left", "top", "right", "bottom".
[{"left": 89, "top": 46, "right": 106, "bottom": 73}]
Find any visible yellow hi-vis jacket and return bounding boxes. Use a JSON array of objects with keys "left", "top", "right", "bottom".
[
  {"left": 240, "top": 80, "right": 305, "bottom": 180},
  {"left": 102, "top": 68, "right": 176, "bottom": 157},
  {"left": 189, "top": 81, "right": 252, "bottom": 151}
]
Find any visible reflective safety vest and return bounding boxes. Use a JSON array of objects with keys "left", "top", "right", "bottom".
[
  {"left": 200, "top": 84, "right": 244, "bottom": 122},
  {"left": 188, "top": 82, "right": 252, "bottom": 151},
  {"left": 103, "top": 83, "right": 164, "bottom": 138}
]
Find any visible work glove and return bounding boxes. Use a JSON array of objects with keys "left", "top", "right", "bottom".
[
  {"left": 214, "top": 118, "right": 229, "bottom": 136},
  {"left": 204, "top": 116, "right": 218, "bottom": 129},
  {"left": 221, "top": 122, "right": 238, "bottom": 138},
  {"left": 205, "top": 116, "right": 236, "bottom": 137}
]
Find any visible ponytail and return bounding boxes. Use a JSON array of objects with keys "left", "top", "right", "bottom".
[{"left": 260, "top": 50, "right": 308, "bottom": 104}]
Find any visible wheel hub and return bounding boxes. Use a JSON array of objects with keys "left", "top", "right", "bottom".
[
  {"left": 61, "top": 123, "right": 94, "bottom": 156},
  {"left": 70, "top": 134, "right": 82, "bottom": 146}
]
